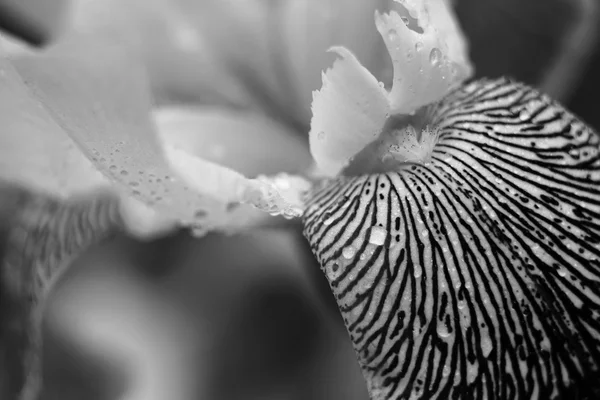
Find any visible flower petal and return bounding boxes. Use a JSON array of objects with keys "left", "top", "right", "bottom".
[
  {"left": 280, "top": 0, "right": 391, "bottom": 124},
  {"left": 68, "top": 0, "right": 255, "bottom": 109},
  {"left": 154, "top": 107, "right": 312, "bottom": 177},
  {"left": 5, "top": 34, "right": 306, "bottom": 231},
  {"left": 0, "top": 53, "right": 107, "bottom": 196},
  {"left": 375, "top": 0, "right": 473, "bottom": 115},
  {"left": 303, "top": 78, "right": 600, "bottom": 398},
  {"left": 309, "top": 47, "right": 390, "bottom": 176}
]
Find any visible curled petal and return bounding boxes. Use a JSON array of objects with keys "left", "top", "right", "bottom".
[
  {"left": 309, "top": 47, "right": 390, "bottom": 176},
  {"left": 303, "top": 78, "right": 600, "bottom": 398},
  {"left": 280, "top": 0, "right": 392, "bottom": 124},
  {"left": 376, "top": 0, "right": 473, "bottom": 114}
]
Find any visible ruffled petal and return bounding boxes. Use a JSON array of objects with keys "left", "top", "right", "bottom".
[
  {"left": 375, "top": 0, "right": 473, "bottom": 115},
  {"left": 280, "top": 0, "right": 390, "bottom": 124},
  {"left": 309, "top": 47, "right": 390, "bottom": 176}
]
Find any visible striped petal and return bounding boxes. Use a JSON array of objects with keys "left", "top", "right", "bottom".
[{"left": 303, "top": 78, "right": 600, "bottom": 399}]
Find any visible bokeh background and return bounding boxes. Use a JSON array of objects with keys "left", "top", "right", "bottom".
[{"left": 0, "top": 0, "right": 599, "bottom": 399}]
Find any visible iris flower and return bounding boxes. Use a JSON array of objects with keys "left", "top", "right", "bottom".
[{"left": 1, "top": 0, "right": 599, "bottom": 399}]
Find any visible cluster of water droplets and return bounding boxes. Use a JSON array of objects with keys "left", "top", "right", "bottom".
[{"left": 240, "top": 173, "right": 312, "bottom": 219}]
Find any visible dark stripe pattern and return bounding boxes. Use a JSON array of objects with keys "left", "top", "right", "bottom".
[
  {"left": 0, "top": 182, "right": 123, "bottom": 400},
  {"left": 303, "top": 78, "right": 600, "bottom": 400}
]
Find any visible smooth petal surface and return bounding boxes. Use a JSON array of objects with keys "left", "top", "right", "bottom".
[
  {"left": 154, "top": 107, "right": 312, "bottom": 178},
  {"left": 303, "top": 78, "right": 600, "bottom": 398},
  {"left": 309, "top": 47, "right": 390, "bottom": 176},
  {"left": 0, "top": 52, "right": 107, "bottom": 197},
  {"left": 5, "top": 34, "right": 308, "bottom": 232},
  {"left": 69, "top": 0, "right": 255, "bottom": 109}
]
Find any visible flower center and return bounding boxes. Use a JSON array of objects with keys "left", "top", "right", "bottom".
[{"left": 342, "top": 107, "right": 438, "bottom": 176}]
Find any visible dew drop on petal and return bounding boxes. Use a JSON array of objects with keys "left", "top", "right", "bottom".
[
  {"left": 437, "top": 324, "right": 451, "bottom": 338},
  {"left": 342, "top": 246, "right": 356, "bottom": 259},
  {"left": 481, "top": 337, "right": 493, "bottom": 358},
  {"left": 413, "top": 264, "right": 423, "bottom": 278},
  {"left": 443, "top": 365, "right": 451, "bottom": 377},
  {"left": 429, "top": 48, "right": 442, "bottom": 66},
  {"left": 369, "top": 226, "right": 387, "bottom": 246}
]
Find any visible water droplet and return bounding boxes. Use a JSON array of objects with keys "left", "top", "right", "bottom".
[
  {"left": 120, "top": 170, "right": 129, "bottom": 176},
  {"left": 129, "top": 181, "right": 139, "bottom": 187},
  {"left": 569, "top": 148, "right": 580, "bottom": 157},
  {"left": 406, "top": 49, "right": 414, "bottom": 60},
  {"left": 481, "top": 337, "right": 493, "bottom": 357},
  {"left": 558, "top": 269, "right": 567, "bottom": 277},
  {"left": 388, "top": 29, "right": 398, "bottom": 40},
  {"left": 109, "top": 165, "right": 117, "bottom": 171},
  {"left": 400, "top": 16, "right": 409, "bottom": 26},
  {"left": 443, "top": 365, "right": 451, "bottom": 377},
  {"left": 519, "top": 110, "right": 529, "bottom": 121},
  {"left": 429, "top": 48, "right": 442, "bottom": 66},
  {"left": 413, "top": 264, "right": 423, "bottom": 278},
  {"left": 369, "top": 226, "right": 387, "bottom": 246},
  {"left": 437, "top": 325, "right": 451, "bottom": 338},
  {"left": 342, "top": 246, "right": 356, "bottom": 259},
  {"left": 457, "top": 300, "right": 466, "bottom": 309},
  {"left": 415, "top": 42, "right": 423, "bottom": 52}
]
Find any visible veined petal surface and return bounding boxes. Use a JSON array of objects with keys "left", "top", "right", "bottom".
[{"left": 304, "top": 78, "right": 600, "bottom": 399}]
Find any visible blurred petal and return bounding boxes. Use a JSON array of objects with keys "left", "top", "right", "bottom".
[
  {"left": 0, "top": 51, "right": 107, "bottom": 197},
  {"left": 4, "top": 33, "right": 310, "bottom": 231},
  {"left": 0, "top": 0, "right": 69, "bottom": 44},
  {"left": 154, "top": 107, "right": 312, "bottom": 177},
  {"left": 309, "top": 47, "right": 389, "bottom": 176},
  {"left": 68, "top": 0, "right": 255, "bottom": 109},
  {"left": 48, "top": 269, "right": 199, "bottom": 400},
  {"left": 455, "top": 0, "right": 598, "bottom": 102},
  {"left": 281, "top": 0, "right": 391, "bottom": 124}
]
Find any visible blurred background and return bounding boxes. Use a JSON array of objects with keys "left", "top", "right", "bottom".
[{"left": 0, "top": 0, "right": 599, "bottom": 399}]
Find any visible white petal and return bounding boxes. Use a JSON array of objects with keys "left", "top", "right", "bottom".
[
  {"left": 0, "top": 54, "right": 108, "bottom": 197},
  {"left": 309, "top": 47, "right": 390, "bottom": 176},
  {"left": 281, "top": 0, "right": 390, "bottom": 124},
  {"left": 376, "top": 0, "right": 473, "bottom": 114},
  {"left": 3, "top": 35, "right": 304, "bottom": 232},
  {"left": 154, "top": 107, "right": 312, "bottom": 177}
]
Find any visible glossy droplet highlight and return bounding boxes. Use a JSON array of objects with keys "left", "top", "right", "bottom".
[
  {"left": 415, "top": 42, "right": 423, "bottom": 52},
  {"left": 342, "top": 246, "right": 356, "bottom": 259},
  {"left": 481, "top": 337, "right": 493, "bottom": 358},
  {"left": 369, "top": 226, "right": 387, "bottom": 246},
  {"left": 429, "top": 48, "right": 442, "bottom": 66},
  {"left": 413, "top": 264, "right": 423, "bottom": 278}
]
